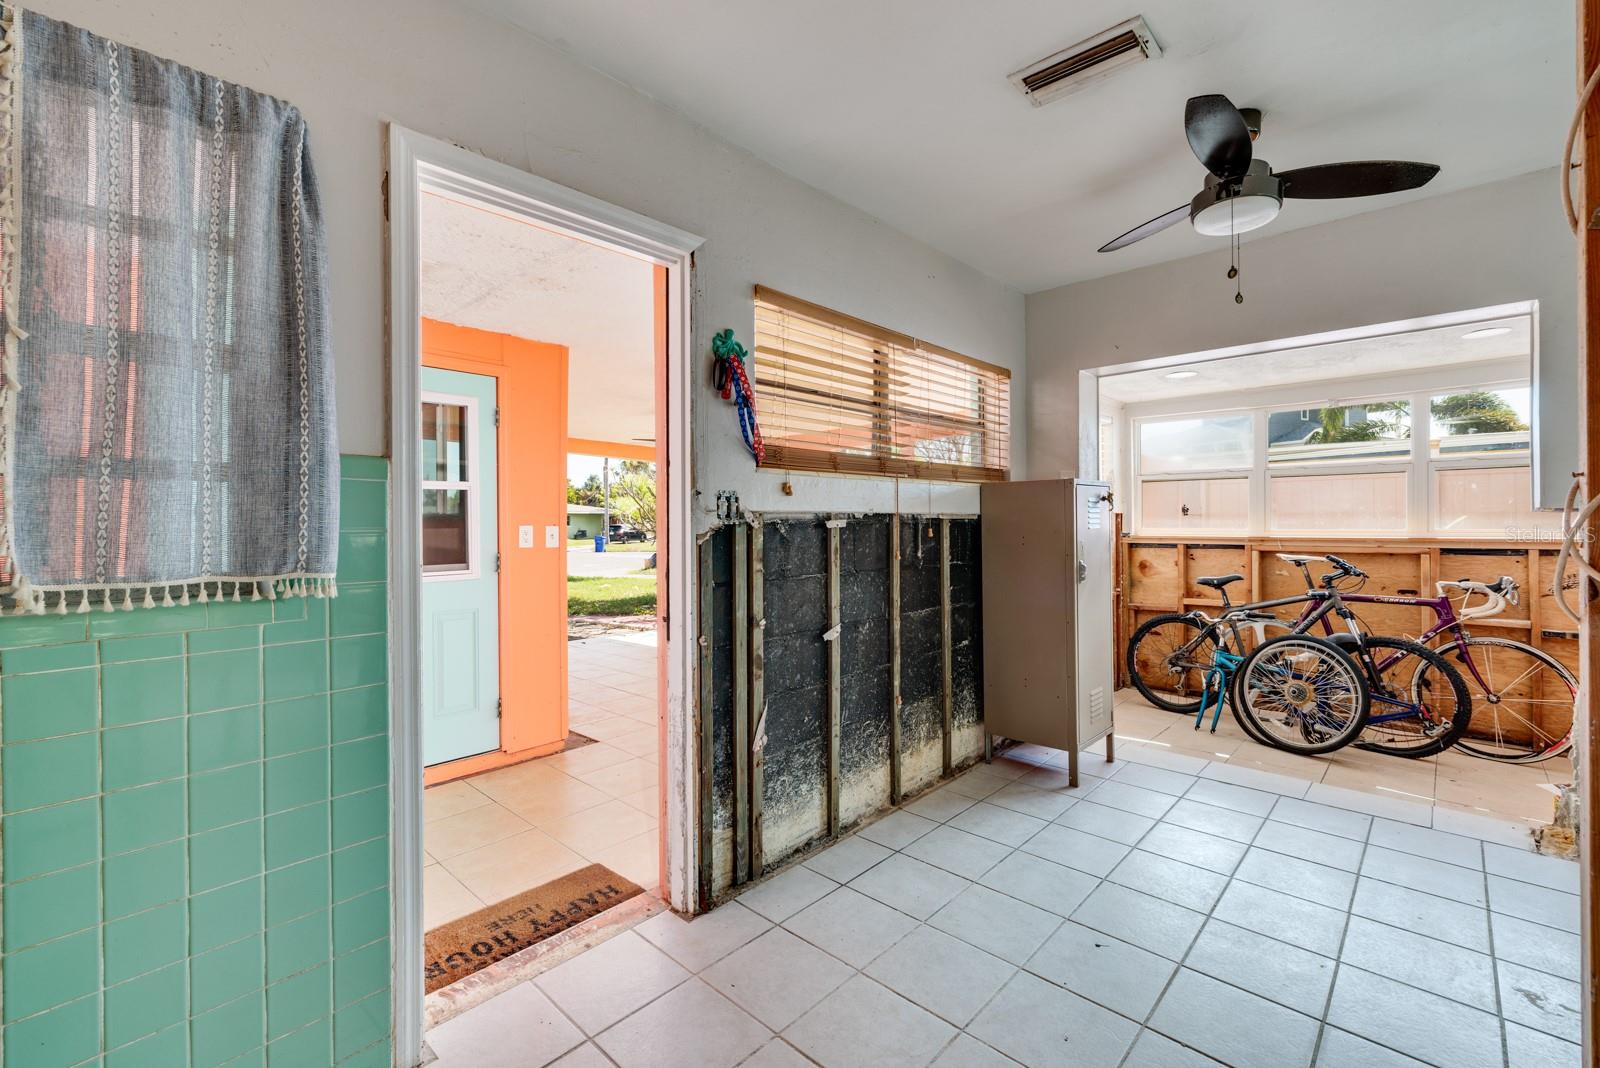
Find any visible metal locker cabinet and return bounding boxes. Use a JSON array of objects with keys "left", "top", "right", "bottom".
[{"left": 979, "top": 478, "right": 1115, "bottom": 787}]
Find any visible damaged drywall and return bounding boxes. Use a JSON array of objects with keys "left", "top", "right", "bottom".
[{"left": 698, "top": 512, "right": 984, "bottom": 901}]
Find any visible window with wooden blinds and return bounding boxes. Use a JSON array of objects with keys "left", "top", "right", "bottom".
[{"left": 752, "top": 287, "right": 1011, "bottom": 482}]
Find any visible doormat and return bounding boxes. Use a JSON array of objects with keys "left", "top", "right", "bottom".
[{"left": 424, "top": 863, "right": 643, "bottom": 994}]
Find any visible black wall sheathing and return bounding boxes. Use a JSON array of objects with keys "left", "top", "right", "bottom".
[
  {"left": 757, "top": 520, "right": 830, "bottom": 867},
  {"left": 947, "top": 519, "right": 983, "bottom": 736},
  {"left": 703, "top": 513, "right": 983, "bottom": 900},
  {"left": 707, "top": 528, "right": 737, "bottom": 889},
  {"left": 898, "top": 517, "right": 945, "bottom": 793},
  {"left": 838, "top": 517, "right": 893, "bottom": 825}
]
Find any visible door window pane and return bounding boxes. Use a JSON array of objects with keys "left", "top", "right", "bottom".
[
  {"left": 1434, "top": 467, "right": 1556, "bottom": 536},
  {"left": 1268, "top": 472, "right": 1406, "bottom": 532},
  {"left": 1430, "top": 388, "right": 1530, "bottom": 457},
  {"left": 422, "top": 401, "right": 469, "bottom": 482},
  {"left": 1267, "top": 400, "right": 1410, "bottom": 464},
  {"left": 423, "top": 489, "right": 470, "bottom": 571},
  {"left": 1138, "top": 415, "right": 1251, "bottom": 474}
]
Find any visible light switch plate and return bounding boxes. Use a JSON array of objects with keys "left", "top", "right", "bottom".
[
  {"left": 545, "top": 525, "right": 561, "bottom": 548},
  {"left": 518, "top": 525, "right": 534, "bottom": 548}
]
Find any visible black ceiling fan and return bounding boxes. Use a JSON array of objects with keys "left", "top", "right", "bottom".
[{"left": 1098, "top": 94, "right": 1440, "bottom": 253}]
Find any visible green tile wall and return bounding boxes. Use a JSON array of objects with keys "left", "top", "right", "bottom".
[{"left": 0, "top": 456, "right": 391, "bottom": 1068}]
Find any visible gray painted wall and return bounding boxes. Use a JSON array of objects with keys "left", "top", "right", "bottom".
[
  {"left": 1024, "top": 168, "right": 1575, "bottom": 510},
  {"left": 27, "top": 0, "right": 1025, "bottom": 530}
]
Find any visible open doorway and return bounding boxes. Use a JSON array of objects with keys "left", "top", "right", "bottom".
[
  {"left": 415, "top": 190, "right": 662, "bottom": 982},
  {"left": 387, "top": 127, "right": 703, "bottom": 1062},
  {"left": 1083, "top": 302, "right": 1581, "bottom": 1064}
]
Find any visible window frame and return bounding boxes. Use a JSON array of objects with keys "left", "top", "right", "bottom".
[
  {"left": 752, "top": 286, "right": 1011, "bottom": 483},
  {"left": 1130, "top": 376, "right": 1541, "bottom": 539},
  {"left": 420, "top": 389, "right": 482, "bottom": 581}
]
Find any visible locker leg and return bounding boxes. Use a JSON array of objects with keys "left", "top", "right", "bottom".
[
  {"left": 1105, "top": 730, "right": 1115, "bottom": 765},
  {"left": 983, "top": 733, "right": 992, "bottom": 764},
  {"left": 1068, "top": 745, "right": 1079, "bottom": 790}
]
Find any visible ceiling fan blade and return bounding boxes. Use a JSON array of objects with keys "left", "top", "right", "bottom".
[
  {"left": 1184, "top": 94, "right": 1253, "bottom": 179},
  {"left": 1276, "top": 160, "right": 1440, "bottom": 199},
  {"left": 1099, "top": 205, "right": 1190, "bottom": 253}
]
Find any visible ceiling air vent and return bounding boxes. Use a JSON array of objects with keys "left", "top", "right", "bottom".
[{"left": 1009, "top": 16, "right": 1162, "bottom": 107}]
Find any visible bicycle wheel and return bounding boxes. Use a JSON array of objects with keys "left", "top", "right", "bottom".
[
  {"left": 1354, "top": 637, "right": 1472, "bottom": 758},
  {"left": 1126, "top": 614, "right": 1218, "bottom": 713},
  {"left": 1230, "top": 634, "right": 1370, "bottom": 755},
  {"left": 1437, "top": 637, "right": 1577, "bottom": 763}
]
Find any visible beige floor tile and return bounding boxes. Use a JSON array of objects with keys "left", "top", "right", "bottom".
[
  {"left": 469, "top": 759, "right": 569, "bottom": 805},
  {"left": 542, "top": 742, "right": 636, "bottom": 778},
  {"left": 618, "top": 786, "right": 661, "bottom": 816},
  {"left": 499, "top": 775, "right": 614, "bottom": 825},
  {"left": 424, "top": 863, "right": 485, "bottom": 930},
  {"left": 579, "top": 757, "right": 659, "bottom": 798},
  {"left": 609, "top": 726, "right": 661, "bottom": 758},
  {"left": 442, "top": 827, "right": 589, "bottom": 906},
  {"left": 424, "top": 779, "right": 493, "bottom": 823},
  {"left": 539, "top": 798, "right": 659, "bottom": 853},
  {"left": 572, "top": 715, "right": 639, "bottom": 743},
  {"left": 424, "top": 802, "right": 534, "bottom": 861},
  {"left": 590, "top": 828, "right": 661, "bottom": 889}
]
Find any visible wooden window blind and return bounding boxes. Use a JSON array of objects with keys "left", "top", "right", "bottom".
[{"left": 752, "top": 286, "right": 1011, "bottom": 482}]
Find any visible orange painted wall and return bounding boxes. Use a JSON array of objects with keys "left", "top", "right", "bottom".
[{"left": 422, "top": 318, "right": 569, "bottom": 775}]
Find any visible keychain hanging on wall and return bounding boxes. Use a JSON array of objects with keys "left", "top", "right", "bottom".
[{"left": 712, "top": 329, "right": 766, "bottom": 464}]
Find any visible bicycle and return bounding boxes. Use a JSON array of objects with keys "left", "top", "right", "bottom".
[
  {"left": 1128, "top": 556, "right": 1471, "bottom": 758},
  {"left": 1276, "top": 555, "right": 1576, "bottom": 764}
]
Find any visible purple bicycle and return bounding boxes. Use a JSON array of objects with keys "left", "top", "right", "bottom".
[{"left": 1128, "top": 554, "right": 1576, "bottom": 762}]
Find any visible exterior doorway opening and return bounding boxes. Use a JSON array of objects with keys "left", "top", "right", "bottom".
[{"left": 387, "top": 126, "right": 702, "bottom": 1062}]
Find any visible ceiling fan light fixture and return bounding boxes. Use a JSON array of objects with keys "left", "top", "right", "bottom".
[
  {"left": 1461, "top": 326, "right": 1512, "bottom": 340},
  {"left": 1191, "top": 193, "right": 1281, "bottom": 237}
]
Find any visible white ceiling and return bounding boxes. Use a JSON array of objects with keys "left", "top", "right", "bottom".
[
  {"left": 419, "top": 193, "right": 656, "bottom": 445},
  {"left": 1097, "top": 314, "right": 1531, "bottom": 403},
  {"left": 461, "top": 1, "right": 1571, "bottom": 294}
]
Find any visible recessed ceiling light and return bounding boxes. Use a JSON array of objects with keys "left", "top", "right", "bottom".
[
  {"left": 1165, "top": 370, "right": 1199, "bottom": 380},
  {"left": 1462, "top": 326, "right": 1512, "bottom": 340}
]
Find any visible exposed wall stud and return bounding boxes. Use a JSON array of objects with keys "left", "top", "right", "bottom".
[
  {"left": 827, "top": 520, "right": 843, "bottom": 837},
  {"left": 749, "top": 520, "right": 766, "bottom": 877},
  {"left": 697, "top": 535, "right": 715, "bottom": 903},
  {"left": 732, "top": 522, "right": 750, "bottom": 886},
  {"left": 940, "top": 517, "right": 953, "bottom": 776},
  {"left": 889, "top": 513, "right": 903, "bottom": 805}
]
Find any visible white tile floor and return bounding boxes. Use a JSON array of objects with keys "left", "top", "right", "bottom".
[
  {"left": 423, "top": 633, "right": 660, "bottom": 929},
  {"left": 424, "top": 725, "right": 1581, "bottom": 1068}
]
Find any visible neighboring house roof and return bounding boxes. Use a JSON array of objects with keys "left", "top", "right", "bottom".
[{"left": 566, "top": 504, "right": 607, "bottom": 515}]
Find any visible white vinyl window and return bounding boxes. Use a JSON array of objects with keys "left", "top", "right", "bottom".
[{"left": 1132, "top": 381, "right": 1553, "bottom": 538}]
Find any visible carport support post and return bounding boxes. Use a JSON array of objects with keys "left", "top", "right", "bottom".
[
  {"left": 749, "top": 520, "right": 766, "bottom": 877},
  {"left": 889, "top": 514, "right": 903, "bottom": 805},
  {"left": 732, "top": 522, "right": 750, "bottom": 886},
  {"left": 827, "top": 520, "right": 843, "bottom": 837},
  {"left": 940, "top": 517, "right": 953, "bottom": 776}
]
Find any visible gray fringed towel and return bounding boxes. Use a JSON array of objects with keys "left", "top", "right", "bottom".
[{"left": 0, "top": 6, "right": 338, "bottom": 613}]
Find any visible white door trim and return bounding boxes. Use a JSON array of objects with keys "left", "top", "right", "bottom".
[{"left": 385, "top": 124, "right": 704, "bottom": 1068}]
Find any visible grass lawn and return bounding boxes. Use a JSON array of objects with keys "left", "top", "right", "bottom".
[
  {"left": 568, "top": 574, "right": 657, "bottom": 616},
  {"left": 566, "top": 539, "right": 657, "bottom": 553}
]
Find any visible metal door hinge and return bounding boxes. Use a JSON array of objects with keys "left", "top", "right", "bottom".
[
  {"left": 494, "top": 406, "right": 501, "bottom": 428},
  {"left": 496, "top": 698, "right": 502, "bottom": 719},
  {"left": 495, "top": 552, "right": 501, "bottom": 573}
]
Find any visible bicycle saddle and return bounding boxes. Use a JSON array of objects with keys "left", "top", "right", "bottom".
[{"left": 1195, "top": 574, "right": 1244, "bottom": 589}]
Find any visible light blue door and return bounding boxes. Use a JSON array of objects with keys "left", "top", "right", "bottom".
[{"left": 420, "top": 368, "right": 501, "bottom": 767}]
